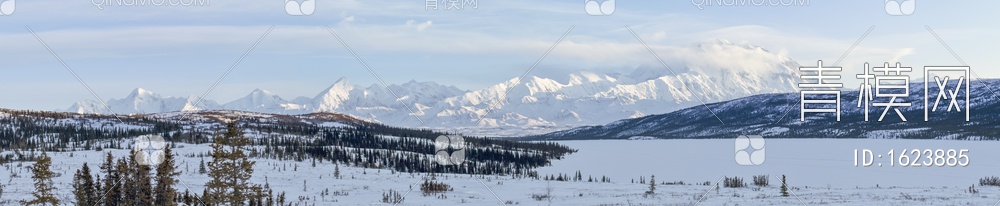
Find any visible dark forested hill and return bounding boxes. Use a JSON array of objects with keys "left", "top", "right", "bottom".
[{"left": 0, "top": 109, "right": 574, "bottom": 176}]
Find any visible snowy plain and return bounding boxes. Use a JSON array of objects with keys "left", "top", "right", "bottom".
[{"left": 1, "top": 139, "right": 999, "bottom": 205}]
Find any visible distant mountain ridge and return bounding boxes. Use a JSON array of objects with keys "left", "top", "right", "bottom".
[
  {"left": 522, "top": 79, "right": 1000, "bottom": 140},
  {"left": 63, "top": 40, "right": 802, "bottom": 130},
  {"left": 65, "top": 88, "right": 223, "bottom": 115}
]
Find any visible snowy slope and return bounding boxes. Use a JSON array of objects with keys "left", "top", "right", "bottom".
[
  {"left": 526, "top": 79, "right": 1000, "bottom": 140},
  {"left": 61, "top": 40, "right": 800, "bottom": 132}
]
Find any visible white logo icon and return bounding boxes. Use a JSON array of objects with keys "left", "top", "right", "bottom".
[
  {"left": 885, "top": 0, "right": 915, "bottom": 16},
  {"left": 735, "top": 135, "right": 765, "bottom": 165},
  {"left": 434, "top": 135, "right": 465, "bottom": 165},
  {"left": 132, "top": 135, "right": 166, "bottom": 166},
  {"left": 584, "top": 0, "right": 614, "bottom": 16},
  {"left": 285, "top": 0, "right": 315, "bottom": 16},
  {"left": 0, "top": 0, "right": 14, "bottom": 16}
]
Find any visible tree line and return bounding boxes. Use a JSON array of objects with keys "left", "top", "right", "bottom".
[{"left": 24, "top": 121, "right": 286, "bottom": 206}]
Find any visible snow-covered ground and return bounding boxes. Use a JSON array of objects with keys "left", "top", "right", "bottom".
[{"left": 2, "top": 139, "right": 999, "bottom": 205}]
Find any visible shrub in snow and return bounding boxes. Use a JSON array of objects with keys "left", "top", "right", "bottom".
[{"left": 723, "top": 176, "right": 745, "bottom": 188}]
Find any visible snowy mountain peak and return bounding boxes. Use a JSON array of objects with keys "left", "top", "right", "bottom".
[
  {"left": 128, "top": 87, "right": 157, "bottom": 98},
  {"left": 330, "top": 77, "right": 353, "bottom": 89},
  {"left": 313, "top": 77, "right": 358, "bottom": 111},
  {"left": 248, "top": 89, "right": 281, "bottom": 99},
  {"left": 699, "top": 39, "right": 767, "bottom": 51},
  {"left": 333, "top": 76, "right": 350, "bottom": 85},
  {"left": 222, "top": 89, "right": 291, "bottom": 113},
  {"left": 627, "top": 66, "right": 673, "bottom": 82},
  {"left": 568, "top": 71, "right": 615, "bottom": 85}
]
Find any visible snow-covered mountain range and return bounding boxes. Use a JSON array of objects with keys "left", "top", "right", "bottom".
[
  {"left": 64, "top": 88, "right": 223, "bottom": 115},
  {"left": 62, "top": 40, "right": 801, "bottom": 131}
]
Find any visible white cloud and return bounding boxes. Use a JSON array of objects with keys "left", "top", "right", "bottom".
[
  {"left": 0, "top": 21, "right": 934, "bottom": 77},
  {"left": 405, "top": 20, "right": 433, "bottom": 31},
  {"left": 340, "top": 15, "right": 355, "bottom": 24},
  {"left": 651, "top": 31, "right": 668, "bottom": 41}
]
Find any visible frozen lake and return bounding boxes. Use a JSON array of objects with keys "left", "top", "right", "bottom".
[{"left": 537, "top": 139, "right": 1000, "bottom": 188}]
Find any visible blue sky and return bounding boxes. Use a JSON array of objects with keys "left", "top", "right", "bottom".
[{"left": 1, "top": 0, "right": 997, "bottom": 110}]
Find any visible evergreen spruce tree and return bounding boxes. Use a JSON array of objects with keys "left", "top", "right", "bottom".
[
  {"left": 23, "top": 152, "right": 58, "bottom": 205},
  {"left": 72, "top": 163, "right": 98, "bottom": 206},
  {"left": 127, "top": 151, "right": 155, "bottom": 205},
  {"left": 648, "top": 175, "right": 656, "bottom": 194},
  {"left": 198, "top": 158, "right": 207, "bottom": 174},
  {"left": 99, "top": 152, "right": 121, "bottom": 206},
  {"left": 0, "top": 180, "right": 5, "bottom": 203},
  {"left": 154, "top": 145, "right": 180, "bottom": 206},
  {"left": 277, "top": 192, "right": 286, "bottom": 206},
  {"left": 264, "top": 180, "right": 274, "bottom": 206},
  {"left": 201, "top": 189, "right": 210, "bottom": 205},
  {"left": 334, "top": 164, "right": 341, "bottom": 179},
  {"left": 205, "top": 120, "right": 261, "bottom": 205},
  {"left": 114, "top": 155, "right": 133, "bottom": 205}
]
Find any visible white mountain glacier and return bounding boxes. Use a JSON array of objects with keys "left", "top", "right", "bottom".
[{"left": 62, "top": 40, "right": 801, "bottom": 134}]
